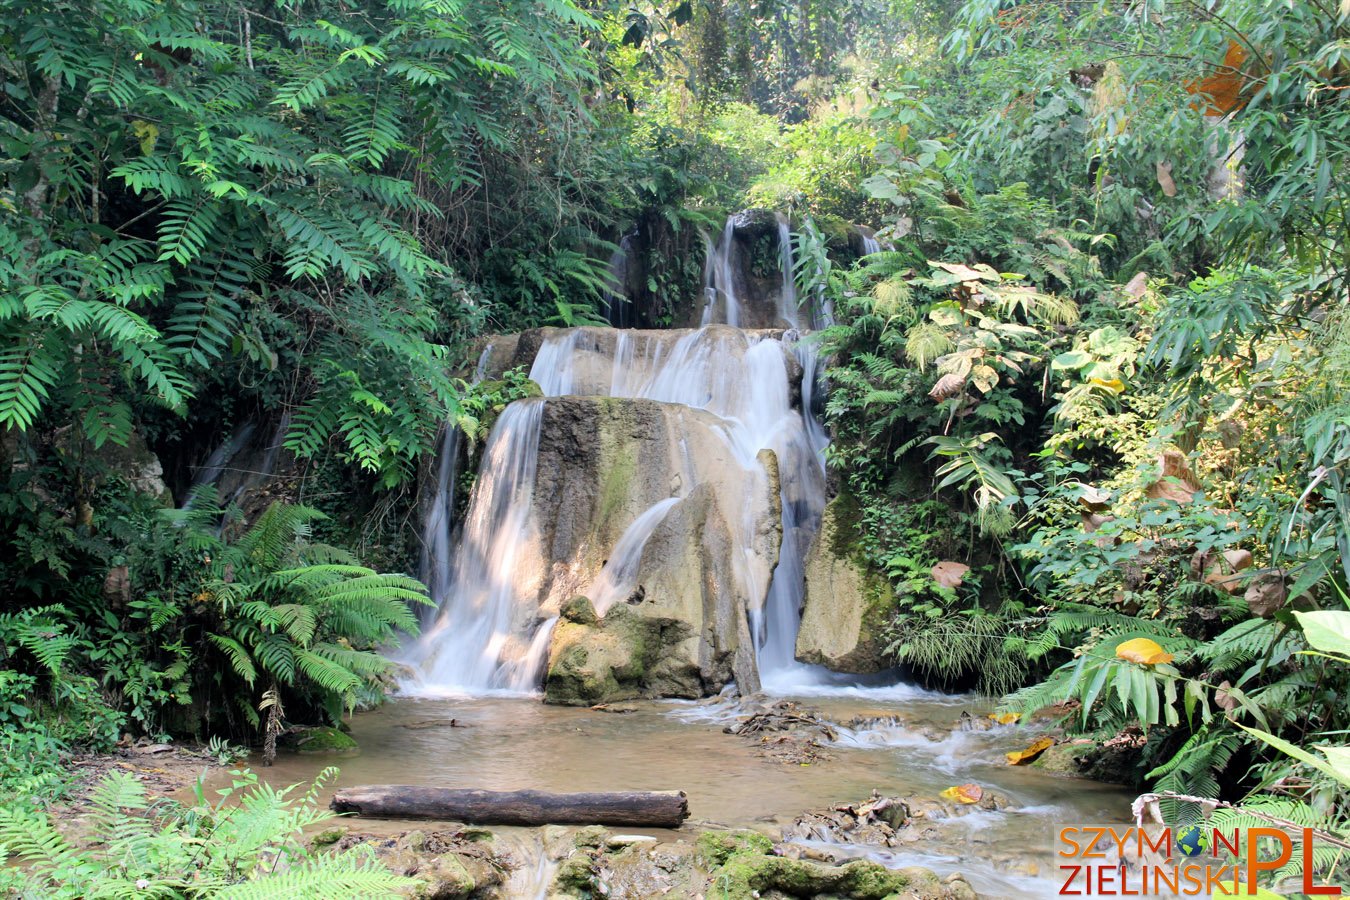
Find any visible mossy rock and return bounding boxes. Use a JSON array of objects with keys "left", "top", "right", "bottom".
[
  {"left": 544, "top": 604, "right": 687, "bottom": 705},
  {"left": 1032, "top": 740, "right": 1096, "bottom": 776},
  {"left": 406, "top": 854, "right": 476, "bottom": 900},
  {"left": 711, "top": 853, "right": 919, "bottom": 900},
  {"left": 695, "top": 829, "right": 946, "bottom": 900},
  {"left": 311, "top": 827, "right": 347, "bottom": 847},
  {"left": 552, "top": 852, "right": 598, "bottom": 896},
  {"left": 289, "top": 726, "right": 358, "bottom": 754},
  {"left": 560, "top": 595, "right": 599, "bottom": 626},
  {"left": 696, "top": 830, "right": 774, "bottom": 866}
]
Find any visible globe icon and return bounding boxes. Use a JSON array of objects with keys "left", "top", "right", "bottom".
[{"left": 1175, "top": 824, "right": 1209, "bottom": 858}]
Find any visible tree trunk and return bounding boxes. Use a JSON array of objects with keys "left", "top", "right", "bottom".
[{"left": 330, "top": 785, "right": 689, "bottom": 827}]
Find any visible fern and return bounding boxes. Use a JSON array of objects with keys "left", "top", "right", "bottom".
[
  {"left": 195, "top": 502, "right": 432, "bottom": 738},
  {"left": 0, "top": 769, "right": 415, "bottom": 897},
  {"left": 1147, "top": 730, "right": 1240, "bottom": 823}
]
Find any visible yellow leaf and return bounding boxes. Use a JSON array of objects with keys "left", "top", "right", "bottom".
[
  {"left": 940, "top": 783, "right": 984, "bottom": 804},
  {"left": 1115, "top": 637, "right": 1174, "bottom": 665},
  {"left": 131, "top": 120, "right": 159, "bottom": 155},
  {"left": 989, "top": 712, "right": 1020, "bottom": 725},
  {"left": 1090, "top": 377, "right": 1125, "bottom": 393},
  {"left": 1006, "top": 736, "right": 1054, "bottom": 765}
]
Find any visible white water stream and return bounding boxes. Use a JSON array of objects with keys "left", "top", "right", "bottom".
[{"left": 403, "top": 210, "right": 857, "bottom": 697}]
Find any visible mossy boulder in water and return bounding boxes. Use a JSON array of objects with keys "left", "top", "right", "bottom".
[
  {"left": 695, "top": 829, "right": 948, "bottom": 900},
  {"left": 796, "top": 492, "right": 890, "bottom": 673},
  {"left": 545, "top": 602, "right": 695, "bottom": 705},
  {"left": 285, "top": 726, "right": 358, "bottom": 754}
]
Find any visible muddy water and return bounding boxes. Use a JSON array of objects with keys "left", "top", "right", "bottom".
[{"left": 255, "top": 688, "right": 1131, "bottom": 898}]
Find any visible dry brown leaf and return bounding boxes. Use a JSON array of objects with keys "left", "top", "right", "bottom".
[
  {"left": 1155, "top": 160, "right": 1178, "bottom": 197},
  {"left": 931, "top": 561, "right": 970, "bottom": 589},
  {"left": 1186, "top": 41, "right": 1251, "bottom": 117}
]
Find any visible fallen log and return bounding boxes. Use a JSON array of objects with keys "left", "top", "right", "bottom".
[{"left": 330, "top": 785, "right": 689, "bottom": 827}]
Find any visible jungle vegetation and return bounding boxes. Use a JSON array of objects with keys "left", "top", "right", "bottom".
[{"left": 1, "top": 0, "right": 1347, "bottom": 891}]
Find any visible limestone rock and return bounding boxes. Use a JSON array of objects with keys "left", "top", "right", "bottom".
[
  {"left": 528, "top": 397, "right": 781, "bottom": 701},
  {"left": 545, "top": 603, "right": 694, "bottom": 705},
  {"left": 796, "top": 493, "right": 888, "bottom": 673},
  {"left": 77, "top": 430, "right": 173, "bottom": 504}
]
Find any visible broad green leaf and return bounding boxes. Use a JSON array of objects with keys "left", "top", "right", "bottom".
[{"left": 1293, "top": 610, "right": 1350, "bottom": 657}]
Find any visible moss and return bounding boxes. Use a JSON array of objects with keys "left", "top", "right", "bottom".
[
  {"left": 696, "top": 829, "right": 919, "bottom": 899},
  {"left": 696, "top": 830, "right": 774, "bottom": 866},
  {"left": 311, "top": 827, "right": 346, "bottom": 847},
  {"left": 561, "top": 595, "right": 599, "bottom": 625},
  {"left": 409, "top": 855, "right": 476, "bottom": 899},
  {"left": 553, "top": 852, "right": 597, "bottom": 895},
  {"left": 823, "top": 490, "right": 865, "bottom": 560},
  {"left": 291, "top": 726, "right": 358, "bottom": 754},
  {"left": 712, "top": 855, "right": 912, "bottom": 900},
  {"left": 595, "top": 409, "right": 639, "bottom": 528},
  {"left": 1032, "top": 741, "right": 1096, "bottom": 776},
  {"left": 572, "top": 825, "right": 609, "bottom": 849}
]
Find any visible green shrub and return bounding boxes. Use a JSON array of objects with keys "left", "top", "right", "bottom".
[{"left": 0, "top": 767, "right": 415, "bottom": 898}]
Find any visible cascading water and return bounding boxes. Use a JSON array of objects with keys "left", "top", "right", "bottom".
[
  {"left": 416, "top": 345, "right": 493, "bottom": 622},
  {"left": 775, "top": 212, "right": 800, "bottom": 329},
  {"left": 603, "top": 231, "right": 638, "bottom": 329},
  {"left": 405, "top": 210, "right": 848, "bottom": 696},
  {"left": 408, "top": 400, "right": 552, "bottom": 694},
  {"left": 701, "top": 216, "right": 741, "bottom": 327}
]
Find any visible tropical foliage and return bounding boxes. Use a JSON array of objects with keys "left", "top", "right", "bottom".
[
  {"left": 0, "top": 767, "right": 414, "bottom": 897},
  {"left": 1, "top": 0, "right": 1346, "bottom": 887}
]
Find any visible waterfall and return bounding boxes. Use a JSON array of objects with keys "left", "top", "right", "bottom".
[
  {"left": 776, "top": 212, "right": 800, "bottom": 329},
  {"left": 406, "top": 212, "right": 846, "bottom": 697},
  {"left": 418, "top": 423, "right": 461, "bottom": 607},
  {"left": 408, "top": 400, "right": 551, "bottom": 694},
  {"left": 587, "top": 496, "right": 682, "bottom": 615},
  {"left": 702, "top": 216, "right": 741, "bottom": 326},
  {"left": 603, "top": 231, "right": 637, "bottom": 329},
  {"left": 416, "top": 344, "right": 493, "bottom": 620}
]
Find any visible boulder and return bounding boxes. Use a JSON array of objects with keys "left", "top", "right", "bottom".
[
  {"left": 95, "top": 431, "right": 173, "bottom": 503},
  {"left": 546, "top": 603, "right": 695, "bottom": 705},
  {"left": 284, "top": 726, "right": 358, "bottom": 755},
  {"left": 696, "top": 828, "right": 952, "bottom": 900},
  {"left": 522, "top": 397, "right": 781, "bottom": 701},
  {"left": 796, "top": 493, "right": 889, "bottom": 673}
]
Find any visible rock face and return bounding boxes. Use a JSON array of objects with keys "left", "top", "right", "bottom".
[
  {"left": 796, "top": 493, "right": 889, "bottom": 673},
  {"left": 526, "top": 396, "right": 780, "bottom": 701}
]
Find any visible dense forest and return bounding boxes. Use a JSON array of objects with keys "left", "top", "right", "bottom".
[{"left": 1, "top": 0, "right": 1347, "bottom": 895}]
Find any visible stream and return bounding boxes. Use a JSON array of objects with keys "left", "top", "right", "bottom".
[{"left": 256, "top": 687, "right": 1132, "bottom": 898}]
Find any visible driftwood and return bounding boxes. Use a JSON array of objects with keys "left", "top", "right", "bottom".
[{"left": 330, "top": 785, "right": 689, "bottom": 827}]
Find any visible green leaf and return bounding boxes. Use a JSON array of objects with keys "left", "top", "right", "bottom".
[
  {"left": 1238, "top": 726, "right": 1350, "bottom": 789},
  {"left": 1293, "top": 610, "right": 1350, "bottom": 657}
]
